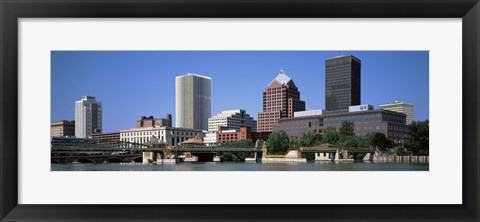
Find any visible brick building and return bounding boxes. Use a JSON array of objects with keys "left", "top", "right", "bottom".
[
  {"left": 273, "top": 108, "right": 409, "bottom": 143},
  {"left": 257, "top": 69, "right": 306, "bottom": 132},
  {"left": 91, "top": 131, "right": 120, "bottom": 144},
  {"left": 136, "top": 114, "right": 172, "bottom": 128},
  {"left": 216, "top": 126, "right": 252, "bottom": 144},
  {"left": 51, "top": 120, "right": 75, "bottom": 137}
]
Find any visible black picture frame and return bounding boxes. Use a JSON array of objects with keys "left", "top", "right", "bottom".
[{"left": 1, "top": 0, "right": 479, "bottom": 221}]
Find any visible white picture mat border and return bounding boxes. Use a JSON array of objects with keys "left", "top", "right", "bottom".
[{"left": 18, "top": 18, "right": 462, "bottom": 204}]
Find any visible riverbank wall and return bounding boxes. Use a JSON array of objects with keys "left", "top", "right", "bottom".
[
  {"left": 371, "top": 154, "right": 429, "bottom": 163},
  {"left": 261, "top": 158, "right": 307, "bottom": 163}
]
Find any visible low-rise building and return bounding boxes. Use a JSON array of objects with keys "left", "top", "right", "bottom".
[
  {"left": 204, "top": 128, "right": 270, "bottom": 146},
  {"left": 216, "top": 126, "right": 252, "bottom": 144},
  {"left": 51, "top": 120, "right": 75, "bottom": 137},
  {"left": 120, "top": 126, "right": 203, "bottom": 147},
  {"left": 203, "top": 132, "right": 217, "bottom": 146},
  {"left": 208, "top": 109, "right": 257, "bottom": 132},
  {"left": 274, "top": 105, "right": 409, "bottom": 143},
  {"left": 380, "top": 101, "right": 414, "bottom": 125},
  {"left": 136, "top": 114, "right": 172, "bottom": 128},
  {"left": 91, "top": 131, "right": 120, "bottom": 144},
  {"left": 179, "top": 137, "right": 205, "bottom": 148}
]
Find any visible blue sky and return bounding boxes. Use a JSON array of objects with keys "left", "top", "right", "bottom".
[{"left": 51, "top": 51, "right": 429, "bottom": 132}]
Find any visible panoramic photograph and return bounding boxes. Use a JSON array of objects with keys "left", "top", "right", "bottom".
[{"left": 51, "top": 51, "right": 429, "bottom": 171}]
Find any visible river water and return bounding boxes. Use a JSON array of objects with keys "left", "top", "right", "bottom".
[{"left": 52, "top": 161, "right": 428, "bottom": 171}]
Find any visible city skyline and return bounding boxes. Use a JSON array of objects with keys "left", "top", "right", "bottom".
[{"left": 51, "top": 51, "right": 429, "bottom": 132}]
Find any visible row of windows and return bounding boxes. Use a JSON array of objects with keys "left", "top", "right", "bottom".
[
  {"left": 121, "top": 131, "right": 198, "bottom": 137},
  {"left": 355, "top": 126, "right": 385, "bottom": 131},
  {"left": 275, "top": 124, "right": 406, "bottom": 137},
  {"left": 121, "top": 135, "right": 195, "bottom": 145},
  {"left": 388, "top": 125, "right": 409, "bottom": 132},
  {"left": 259, "top": 112, "right": 280, "bottom": 117},
  {"left": 265, "top": 87, "right": 284, "bottom": 92},
  {"left": 324, "top": 113, "right": 383, "bottom": 125},
  {"left": 209, "top": 118, "right": 255, "bottom": 122},
  {"left": 274, "top": 125, "right": 310, "bottom": 134},
  {"left": 388, "top": 132, "right": 409, "bottom": 138},
  {"left": 383, "top": 114, "right": 406, "bottom": 123}
]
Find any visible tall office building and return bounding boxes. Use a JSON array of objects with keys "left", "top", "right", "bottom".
[
  {"left": 75, "top": 96, "right": 102, "bottom": 138},
  {"left": 325, "top": 55, "right": 361, "bottom": 111},
  {"left": 175, "top": 73, "right": 212, "bottom": 130},
  {"left": 257, "top": 69, "right": 306, "bottom": 132},
  {"left": 380, "top": 101, "right": 414, "bottom": 125}
]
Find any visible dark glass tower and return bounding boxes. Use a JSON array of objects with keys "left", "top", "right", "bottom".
[{"left": 325, "top": 55, "right": 361, "bottom": 111}]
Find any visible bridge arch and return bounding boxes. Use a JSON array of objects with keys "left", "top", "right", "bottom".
[
  {"left": 133, "top": 157, "right": 143, "bottom": 163},
  {"left": 107, "top": 158, "right": 123, "bottom": 163},
  {"left": 77, "top": 158, "right": 96, "bottom": 164},
  {"left": 51, "top": 159, "right": 61, "bottom": 164}
]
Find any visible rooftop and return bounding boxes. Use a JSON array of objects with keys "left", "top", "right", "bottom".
[
  {"left": 176, "top": 72, "right": 212, "bottom": 80},
  {"left": 326, "top": 55, "right": 361, "bottom": 63},
  {"left": 380, "top": 101, "right": 414, "bottom": 106},
  {"left": 268, "top": 69, "right": 293, "bottom": 86},
  {"left": 210, "top": 109, "right": 247, "bottom": 119},
  {"left": 180, "top": 137, "right": 204, "bottom": 144}
]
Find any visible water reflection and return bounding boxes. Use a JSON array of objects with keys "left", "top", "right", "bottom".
[{"left": 52, "top": 162, "right": 429, "bottom": 171}]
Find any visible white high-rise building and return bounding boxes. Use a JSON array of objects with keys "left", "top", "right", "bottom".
[
  {"left": 208, "top": 109, "right": 257, "bottom": 132},
  {"left": 175, "top": 73, "right": 212, "bottom": 130},
  {"left": 75, "top": 96, "right": 102, "bottom": 138},
  {"left": 380, "top": 101, "right": 414, "bottom": 125}
]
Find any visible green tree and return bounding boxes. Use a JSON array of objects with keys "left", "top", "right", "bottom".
[
  {"left": 322, "top": 126, "right": 339, "bottom": 144},
  {"left": 339, "top": 121, "right": 355, "bottom": 139},
  {"left": 395, "top": 147, "right": 410, "bottom": 156},
  {"left": 314, "top": 134, "right": 323, "bottom": 146},
  {"left": 338, "top": 135, "right": 358, "bottom": 149},
  {"left": 289, "top": 138, "right": 300, "bottom": 150},
  {"left": 407, "top": 120, "right": 429, "bottom": 155},
  {"left": 368, "top": 132, "right": 393, "bottom": 150},
  {"left": 222, "top": 152, "right": 240, "bottom": 162},
  {"left": 299, "top": 131, "right": 321, "bottom": 147},
  {"left": 355, "top": 135, "right": 371, "bottom": 149},
  {"left": 266, "top": 130, "right": 290, "bottom": 154}
]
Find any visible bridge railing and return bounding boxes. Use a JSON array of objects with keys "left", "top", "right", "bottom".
[
  {"left": 264, "top": 154, "right": 286, "bottom": 158},
  {"left": 169, "top": 147, "right": 262, "bottom": 153},
  {"left": 51, "top": 138, "right": 152, "bottom": 150}
]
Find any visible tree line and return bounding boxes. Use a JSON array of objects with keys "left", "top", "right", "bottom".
[
  {"left": 266, "top": 120, "right": 429, "bottom": 156},
  {"left": 212, "top": 119, "right": 429, "bottom": 161}
]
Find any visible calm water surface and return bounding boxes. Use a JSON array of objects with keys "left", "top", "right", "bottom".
[{"left": 52, "top": 162, "right": 428, "bottom": 171}]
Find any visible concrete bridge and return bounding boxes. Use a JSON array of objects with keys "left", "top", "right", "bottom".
[
  {"left": 298, "top": 144, "right": 376, "bottom": 161},
  {"left": 169, "top": 147, "right": 263, "bottom": 162}
]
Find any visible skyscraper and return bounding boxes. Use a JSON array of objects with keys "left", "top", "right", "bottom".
[
  {"left": 257, "top": 69, "right": 306, "bottom": 132},
  {"left": 75, "top": 96, "right": 102, "bottom": 138},
  {"left": 380, "top": 101, "right": 414, "bottom": 125},
  {"left": 325, "top": 55, "right": 361, "bottom": 111},
  {"left": 175, "top": 73, "right": 212, "bottom": 130}
]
